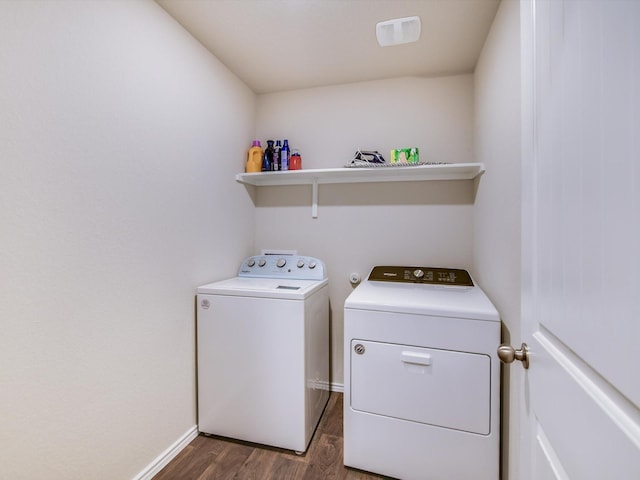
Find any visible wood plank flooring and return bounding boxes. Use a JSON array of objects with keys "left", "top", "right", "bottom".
[{"left": 152, "top": 392, "right": 392, "bottom": 480}]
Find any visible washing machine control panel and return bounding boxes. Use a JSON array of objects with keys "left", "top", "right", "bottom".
[
  {"left": 238, "top": 255, "right": 326, "bottom": 280},
  {"left": 368, "top": 266, "right": 473, "bottom": 286}
]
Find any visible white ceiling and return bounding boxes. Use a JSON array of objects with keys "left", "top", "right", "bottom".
[{"left": 155, "top": 0, "right": 501, "bottom": 94}]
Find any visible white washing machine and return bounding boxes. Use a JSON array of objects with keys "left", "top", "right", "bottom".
[
  {"left": 197, "top": 254, "right": 329, "bottom": 453},
  {"left": 344, "top": 266, "right": 500, "bottom": 480}
]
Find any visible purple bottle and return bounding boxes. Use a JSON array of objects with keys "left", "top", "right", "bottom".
[{"left": 273, "top": 140, "right": 282, "bottom": 171}]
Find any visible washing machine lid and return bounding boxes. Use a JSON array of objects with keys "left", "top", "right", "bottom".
[
  {"left": 344, "top": 276, "right": 499, "bottom": 321},
  {"left": 198, "top": 277, "right": 328, "bottom": 300}
]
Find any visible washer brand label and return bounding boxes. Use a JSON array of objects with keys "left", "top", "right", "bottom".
[{"left": 200, "top": 299, "right": 210, "bottom": 310}]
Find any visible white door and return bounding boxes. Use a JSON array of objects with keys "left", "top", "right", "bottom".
[{"left": 518, "top": 1, "right": 640, "bottom": 479}]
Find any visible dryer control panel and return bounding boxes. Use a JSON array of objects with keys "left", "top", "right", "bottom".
[
  {"left": 238, "top": 255, "right": 326, "bottom": 280},
  {"left": 368, "top": 266, "right": 473, "bottom": 286}
]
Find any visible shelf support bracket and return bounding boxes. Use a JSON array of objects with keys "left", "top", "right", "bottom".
[{"left": 312, "top": 179, "right": 318, "bottom": 218}]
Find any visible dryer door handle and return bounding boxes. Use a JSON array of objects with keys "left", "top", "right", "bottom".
[{"left": 401, "top": 351, "right": 432, "bottom": 366}]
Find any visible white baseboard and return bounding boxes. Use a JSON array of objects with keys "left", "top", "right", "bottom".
[
  {"left": 330, "top": 382, "right": 344, "bottom": 393},
  {"left": 132, "top": 425, "right": 198, "bottom": 480}
]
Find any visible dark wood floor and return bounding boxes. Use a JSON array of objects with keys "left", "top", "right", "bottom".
[{"left": 152, "top": 392, "right": 391, "bottom": 480}]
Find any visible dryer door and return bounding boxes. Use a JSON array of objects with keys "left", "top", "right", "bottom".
[{"left": 350, "top": 340, "right": 491, "bottom": 435}]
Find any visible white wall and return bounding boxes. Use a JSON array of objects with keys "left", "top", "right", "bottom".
[
  {"left": 0, "top": 1, "right": 255, "bottom": 479},
  {"left": 473, "top": 1, "right": 522, "bottom": 479},
  {"left": 255, "top": 76, "right": 476, "bottom": 386}
]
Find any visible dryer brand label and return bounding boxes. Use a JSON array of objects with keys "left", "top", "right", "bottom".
[{"left": 200, "top": 298, "right": 210, "bottom": 310}]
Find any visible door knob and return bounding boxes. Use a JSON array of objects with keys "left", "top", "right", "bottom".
[{"left": 497, "top": 343, "right": 529, "bottom": 369}]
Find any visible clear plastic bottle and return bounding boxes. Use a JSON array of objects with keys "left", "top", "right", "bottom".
[{"left": 246, "top": 140, "right": 262, "bottom": 173}]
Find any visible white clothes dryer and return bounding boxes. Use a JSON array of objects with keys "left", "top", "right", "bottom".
[
  {"left": 344, "top": 266, "right": 501, "bottom": 480},
  {"left": 197, "top": 254, "right": 329, "bottom": 453}
]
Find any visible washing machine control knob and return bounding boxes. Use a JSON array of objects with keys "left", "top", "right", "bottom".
[
  {"left": 308, "top": 261, "right": 317, "bottom": 269},
  {"left": 297, "top": 260, "right": 305, "bottom": 268},
  {"left": 413, "top": 269, "right": 425, "bottom": 279},
  {"left": 258, "top": 258, "right": 266, "bottom": 267},
  {"left": 247, "top": 258, "right": 256, "bottom": 267},
  {"left": 276, "top": 258, "right": 287, "bottom": 268}
]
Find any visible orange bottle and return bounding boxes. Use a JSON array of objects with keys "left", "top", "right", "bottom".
[
  {"left": 246, "top": 140, "right": 263, "bottom": 173},
  {"left": 290, "top": 150, "right": 302, "bottom": 170}
]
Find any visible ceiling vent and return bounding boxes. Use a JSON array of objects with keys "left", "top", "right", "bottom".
[{"left": 376, "top": 16, "right": 421, "bottom": 47}]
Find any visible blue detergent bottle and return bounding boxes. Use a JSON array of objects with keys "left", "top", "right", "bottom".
[
  {"left": 262, "top": 140, "right": 274, "bottom": 171},
  {"left": 281, "top": 139, "right": 290, "bottom": 171}
]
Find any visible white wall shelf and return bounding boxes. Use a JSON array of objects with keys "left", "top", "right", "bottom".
[
  {"left": 235, "top": 163, "right": 485, "bottom": 217},
  {"left": 236, "top": 163, "right": 485, "bottom": 186}
]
